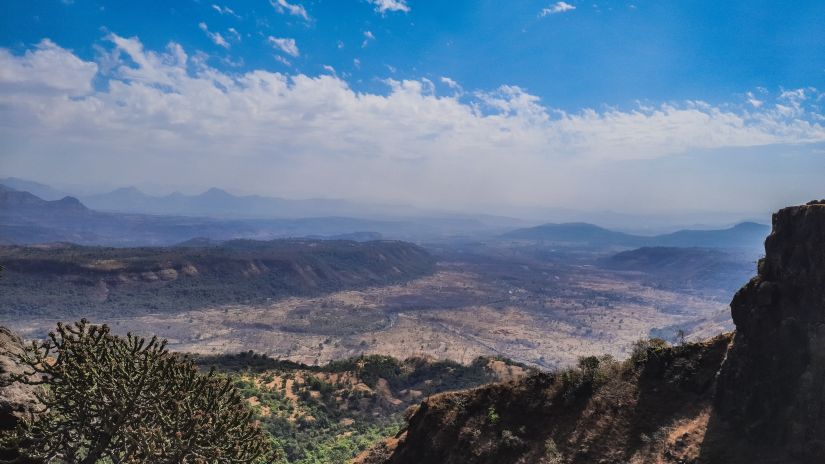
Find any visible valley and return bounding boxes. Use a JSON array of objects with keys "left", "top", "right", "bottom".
[
  {"left": 3, "top": 241, "right": 752, "bottom": 369},
  {"left": 0, "top": 181, "right": 763, "bottom": 369}
]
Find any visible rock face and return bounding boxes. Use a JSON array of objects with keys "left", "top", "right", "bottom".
[
  {"left": 0, "top": 327, "right": 39, "bottom": 431},
  {"left": 716, "top": 200, "right": 825, "bottom": 459}
]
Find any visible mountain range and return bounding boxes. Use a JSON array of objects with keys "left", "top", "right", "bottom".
[
  {"left": 500, "top": 221, "right": 769, "bottom": 249},
  {"left": 0, "top": 185, "right": 511, "bottom": 245},
  {"left": 0, "top": 181, "right": 769, "bottom": 249}
]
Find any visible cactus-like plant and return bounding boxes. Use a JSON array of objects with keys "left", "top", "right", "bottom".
[{"left": 5, "top": 319, "right": 275, "bottom": 463}]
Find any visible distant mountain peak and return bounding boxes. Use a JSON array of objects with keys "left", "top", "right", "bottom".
[
  {"left": 53, "top": 196, "right": 88, "bottom": 210},
  {"left": 731, "top": 221, "right": 766, "bottom": 230},
  {"left": 201, "top": 187, "right": 233, "bottom": 197}
]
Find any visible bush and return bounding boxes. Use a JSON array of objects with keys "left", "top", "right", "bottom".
[
  {"left": 487, "top": 406, "right": 500, "bottom": 425},
  {"left": 630, "top": 338, "right": 670, "bottom": 364},
  {"left": 3, "top": 320, "right": 275, "bottom": 463},
  {"left": 577, "top": 354, "right": 620, "bottom": 386}
]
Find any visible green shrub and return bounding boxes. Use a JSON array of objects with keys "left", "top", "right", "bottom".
[
  {"left": 630, "top": 338, "right": 670, "bottom": 364},
  {"left": 487, "top": 405, "right": 500, "bottom": 425},
  {"left": 3, "top": 320, "right": 275, "bottom": 463}
]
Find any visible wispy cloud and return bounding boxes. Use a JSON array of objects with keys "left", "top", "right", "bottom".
[
  {"left": 211, "top": 4, "right": 238, "bottom": 18},
  {"left": 440, "top": 76, "right": 461, "bottom": 91},
  {"left": 268, "top": 36, "right": 300, "bottom": 57},
  {"left": 270, "top": 0, "right": 309, "bottom": 21},
  {"left": 362, "top": 30, "right": 375, "bottom": 47},
  {"left": 539, "top": 2, "right": 576, "bottom": 17},
  {"left": 368, "top": 0, "right": 410, "bottom": 14},
  {"left": 2, "top": 37, "right": 824, "bottom": 212},
  {"left": 198, "top": 22, "right": 230, "bottom": 48}
]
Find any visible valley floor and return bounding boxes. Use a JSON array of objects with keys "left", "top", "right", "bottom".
[{"left": 7, "top": 257, "right": 734, "bottom": 368}]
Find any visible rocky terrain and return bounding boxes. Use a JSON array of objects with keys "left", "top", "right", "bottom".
[
  {"left": 0, "top": 327, "right": 39, "bottom": 461},
  {"left": 357, "top": 201, "right": 825, "bottom": 464}
]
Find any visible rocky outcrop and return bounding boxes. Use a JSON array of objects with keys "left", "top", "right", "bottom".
[
  {"left": 715, "top": 200, "right": 825, "bottom": 460},
  {"left": 359, "top": 201, "right": 825, "bottom": 464},
  {"left": 0, "top": 327, "right": 39, "bottom": 431}
]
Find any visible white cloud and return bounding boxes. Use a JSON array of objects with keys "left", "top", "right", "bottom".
[
  {"left": 362, "top": 30, "right": 375, "bottom": 47},
  {"left": 211, "top": 4, "right": 238, "bottom": 17},
  {"left": 198, "top": 22, "right": 230, "bottom": 48},
  {"left": 274, "top": 55, "right": 291, "bottom": 66},
  {"left": 746, "top": 91, "right": 763, "bottom": 108},
  {"left": 368, "top": 0, "right": 410, "bottom": 14},
  {"left": 440, "top": 76, "right": 460, "bottom": 90},
  {"left": 271, "top": 0, "right": 309, "bottom": 21},
  {"left": 540, "top": 2, "right": 576, "bottom": 17},
  {"left": 0, "top": 39, "right": 97, "bottom": 95},
  {"left": 268, "top": 36, "right": 299, "bottom": 57},
  {"left": 322, "top": 64, "right": 336, "bottom": 74},
  {"left": 1, "top": 37, "right": 824, "bottom": 212},
  {"left": 227, "top": 27, "right": 241, "bottom": 41}
]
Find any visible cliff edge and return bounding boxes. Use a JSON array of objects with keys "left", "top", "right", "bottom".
[{"left": 715, "top": 199, "right": 825, "bottom": 459}]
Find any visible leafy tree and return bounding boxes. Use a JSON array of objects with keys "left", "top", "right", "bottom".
[{"left": 4, "top": 320, "right": 275, "bottom": 463}]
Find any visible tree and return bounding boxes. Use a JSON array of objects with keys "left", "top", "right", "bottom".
[{"left": 4, "top": 320, "right": 275, "bottom": 463}]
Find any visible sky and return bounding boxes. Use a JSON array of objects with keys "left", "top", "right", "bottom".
[{"left": 0, "top": 0, "right": 824, "bottom": 216}]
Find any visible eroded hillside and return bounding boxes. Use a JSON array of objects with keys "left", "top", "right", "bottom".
[{"left": 0, "top": 239, "right": 435, "bottom": 317}]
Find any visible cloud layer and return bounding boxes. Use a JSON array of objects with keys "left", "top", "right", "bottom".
[{"left": 1, "top": 37, "right": 823, "bottom": 212}]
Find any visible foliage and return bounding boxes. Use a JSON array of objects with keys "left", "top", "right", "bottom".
[
  {"left": 629, "top": 337, "right": 670, "bottom": 364},
  {"left": 577, "top": 354, "right": 620, "bottom": 386},
  {"left": 196, "top": 351, "right": 526, "bottom": 463},
  {"left": 4, "top": 320, "right": 275, "bottom": 463},
  {"left": 487, "top": 406, "right": 500, "bottom": 425}
]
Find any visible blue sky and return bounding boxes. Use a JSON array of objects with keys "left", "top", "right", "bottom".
[
  {"left": 4, "top": 0, "right": 824, "bottom": 108},
  {"left": 0, "top": 0, "right": 824, "bottom": 216}
]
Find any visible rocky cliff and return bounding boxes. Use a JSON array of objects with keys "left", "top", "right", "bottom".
[
  {"left": 358, "top": 201, "right": 825, "bottom": 464},
  {"left": 715, "top": 199, "right": 825, "bottom": 459},
  {"left": 0, "top": 327, "right": 38, "bottom": 431}
]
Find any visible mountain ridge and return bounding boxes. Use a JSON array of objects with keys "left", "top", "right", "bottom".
[{"left": 501, "top": 220, "right": 769, "bottom": 249}]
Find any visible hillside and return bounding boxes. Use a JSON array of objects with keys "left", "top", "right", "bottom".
[
  {"left": 0, "top": 239, "right": 435, "bottom": 317},
  {"left": 600, "top": 246, "right": 758, "bottom": 297},
  {"left": 0, "top": 325, "right": 529, "bottom": 464},
  {"left": 500, "top": 222, "right": 641, "bottom": 246},
  {"left": 358, "top": 200, "right": 825, "bottom": 464},
  {"left": 195, "top": 353, "right": 531, "bottom": 463}
]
